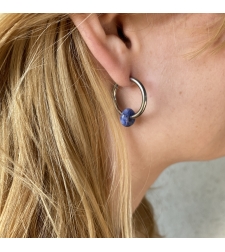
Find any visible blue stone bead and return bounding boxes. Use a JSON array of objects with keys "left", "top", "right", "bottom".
[{"left": 120, "top": 108, "right": 135, "bottom": 127}]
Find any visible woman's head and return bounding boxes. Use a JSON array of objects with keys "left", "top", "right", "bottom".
[
  {"left": 0, "top": 13, "right": 225, "bottom": 237},
  {"left": 70, "top": 14, "right": 225, "bottom": 210}
]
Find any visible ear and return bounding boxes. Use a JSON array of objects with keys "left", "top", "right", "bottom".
[{"left": 69, "top": 13, "right": 132, "bottom": 87}]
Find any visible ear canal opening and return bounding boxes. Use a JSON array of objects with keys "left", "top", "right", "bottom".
[{"left": 116, "top": 24, "right": 131, "bottom": 49}]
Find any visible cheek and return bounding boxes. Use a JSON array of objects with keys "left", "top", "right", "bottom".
[
  {"left": 133, "top": 14, "right": 225, "bottom": 161},
  {"left": 157, "top": 55, "right": 225, "bottom": 160}
]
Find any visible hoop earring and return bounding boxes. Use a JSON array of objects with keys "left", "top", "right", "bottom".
[{"left": 112, "top": 77, "right": 147, "bottom": 127}]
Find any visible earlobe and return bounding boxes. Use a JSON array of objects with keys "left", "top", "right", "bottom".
[{"left": 69, "top": 13, "right": 132, "bottom": 87}]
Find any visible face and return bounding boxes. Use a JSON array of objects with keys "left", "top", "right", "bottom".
[
  {"left": 117, "top": 14, "right": 225, "bottom": 167},
  {"left": 89, "top": 13, "right": 225, "bottom": 210}
]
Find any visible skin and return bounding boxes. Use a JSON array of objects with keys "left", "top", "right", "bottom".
[{"left": 70, "top": 14, "right": 225, "bottom": 211}]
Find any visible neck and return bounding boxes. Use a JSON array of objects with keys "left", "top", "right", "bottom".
[
  {"left": 131, "top": 150, "right": 173, "bottom": 212},
  {"left": 121, "top": 127, "right": 177, "bottom": 212}
]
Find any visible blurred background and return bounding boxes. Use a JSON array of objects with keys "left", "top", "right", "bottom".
[{"left": 146, "top": 156, "right": 225, "bottom": 238}]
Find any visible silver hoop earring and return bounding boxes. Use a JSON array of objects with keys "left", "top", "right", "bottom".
[{"left": 112, "top": 77, "right": 147, "bottom": 127}]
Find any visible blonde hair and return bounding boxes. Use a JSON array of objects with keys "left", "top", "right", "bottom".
[
  {"left": 0, "top": 13, "right": 159, "bottom": 238},
  {"left": 184, "top": 14, "right": 225, "bottom": 58}
]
